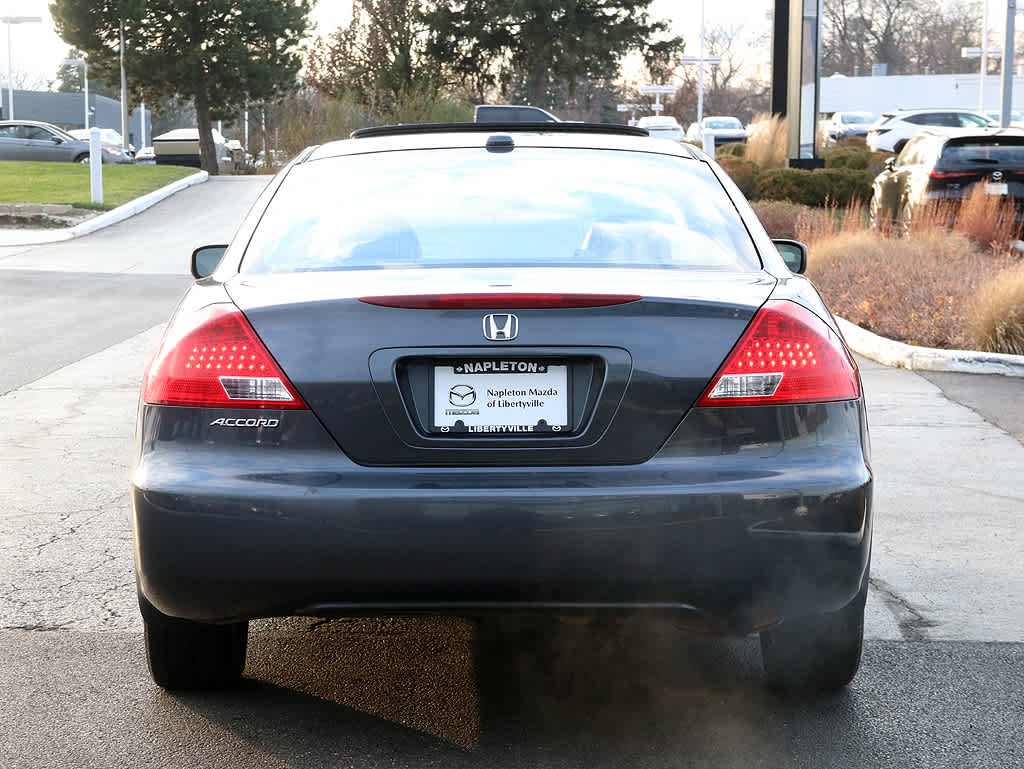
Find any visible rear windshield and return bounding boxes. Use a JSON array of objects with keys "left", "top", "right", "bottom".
[
  {"left": 706, "top": 118, "right": 741, "bottom": 129},
  {"left": 242, "top": 147, "right": 760, "bottom": 274},
  {"left": 840, "top": 113, "right": 873, "bottom": 124},
  {"left": 941, "top": 138, "right": 1024, "bottom": 166}
]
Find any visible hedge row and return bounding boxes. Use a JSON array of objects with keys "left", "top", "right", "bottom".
[
  {"left": 717, "top": 155, "right": 873, "bottom": 207},
  {"left": 715, "top": 136, "right": 889, "bottom": 207}
]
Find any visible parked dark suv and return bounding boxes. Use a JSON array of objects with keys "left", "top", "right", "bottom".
[{"left": 869, "top": 127, "right": 1024, "bottom": 232}]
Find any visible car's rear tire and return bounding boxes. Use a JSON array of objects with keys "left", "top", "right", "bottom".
[
  {"left": 759, "top": 584, "right": 866, "bottom": 692},
  {"left": 140, "top": 596, "right": 248, "bottom": 690},
  {"left": 74, "top": 154, "right": 90, "bottom": 164},
  {"left": 892, "top": 139, "right": 907, "bottom": 154}
]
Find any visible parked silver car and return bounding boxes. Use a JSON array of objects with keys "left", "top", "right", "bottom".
[
  {"left": 0, "top": 121, "right": 91, "bottom": 163},
  {"left": 0, "top": 120, "right": 128, "bottom": 164}
]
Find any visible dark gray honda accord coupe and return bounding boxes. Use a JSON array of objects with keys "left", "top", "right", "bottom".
[{"left": 132, "top": 122, "right": 872, "bottom": 692}]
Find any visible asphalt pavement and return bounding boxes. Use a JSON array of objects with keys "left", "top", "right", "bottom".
[{"left": 0, "top": 176, "right": 1022, "bottom": 767}]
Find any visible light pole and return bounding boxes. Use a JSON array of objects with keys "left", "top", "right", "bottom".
[
  {"left": 62, "top": 57, "right": 89, "bottom": 129},
  {"left": 981, "top": 0, "right": 990, "bottom": 112},
  {"left": 1, "top": 15, "right": 42, "bottom": 121}
]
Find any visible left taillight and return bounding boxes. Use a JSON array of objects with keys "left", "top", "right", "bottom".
[
  {"left": 695, "top": 300, "right": 860, "bottom": 407},
  {"left": 142, "top": 304, "right": 307, "bottom": 409}
]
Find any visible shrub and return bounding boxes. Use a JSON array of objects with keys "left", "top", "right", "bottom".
[
  {"left": 717, "top": 155, "right": 759, "bottom": 199},
  {"left": 751, "top": 200, "right": 810, "bottom": 239},
  {"left": 967, "top": 266, "right": 1024, "bottom": 354},
  {"left": 825, "top": 145, "right": 870, "bottom": 170},
  {"left": 833, "top": 136, "right": 868, "bottom": 151},
  {"left": 754, "top": 167, "right": 873, "bottom": 207},
  {"left": 806, "top": 228, "right": 1015, "bottom": 348},
  {"left": 716, "top": 142, "right": 746, "bottom": 159},
  {"left": 751, "top": 200, "right": 836, "bottom": 240},
  {"left": 868, "top": 152, "right": 894, "bottom": 177},
  {"left": 745, "top": 112, "right": 787, "bottom": 169}
]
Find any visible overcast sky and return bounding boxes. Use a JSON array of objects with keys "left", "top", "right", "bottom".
[{"left": 0, "top": 0, "right": 996, "bottom": 92}]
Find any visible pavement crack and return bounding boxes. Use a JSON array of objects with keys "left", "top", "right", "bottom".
[{"left": 871, "top": 576, "right": 937, "bottom": 641}]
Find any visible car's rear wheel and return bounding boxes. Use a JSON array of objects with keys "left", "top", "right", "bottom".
[
  {"left": 140, "top": 595, "right": 248, "bottom": 690},
  {"left": 759, "top": 583, "right": 866, "bottom": 692},
  {"left": 74, "top": 154, "right": 90, "bottom": 164},
  {"left": 892, "top": 139, "right": 907, "bottom": 154}
]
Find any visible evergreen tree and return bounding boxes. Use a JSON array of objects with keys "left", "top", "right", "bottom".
[
  {"left": 424, "top": 0, "right": 682, "bottom": 107},
  {"left": 50, "top": 0, "right": 311, "bottom": 173}
]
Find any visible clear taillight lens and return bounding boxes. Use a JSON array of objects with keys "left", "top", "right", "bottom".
[
  {"left": 142, "top": 304, "right": 307, "bottom": 409},
  {"left": 695, "top": 300, "right": 860, "bottom": 407}
]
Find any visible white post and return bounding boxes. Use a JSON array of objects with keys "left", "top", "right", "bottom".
[
  {"left": 703, "top": 132, "right": 716, "bottom": 155},
  {"left": 697, "top": 0, "right": 705, "bottom": 125},
  {"left": 243, "top": 104, "right": 249, "bottom": 151},
  {"left": 119, "top": 20, "right": 128, "bottom": 150},
  {"left": 83, "top": 61, "right": 89, "bottom": 129},
  {"left": 6, "top": 22, "right": 12, "bottom": 120},
  {"left": 140, "top": 100, "right": 146, "bottom": 147},
  {"left": 89, "top": 127, "right": 103, "bottom": 206},
  {"left": 981, "top": 0, "right": 989, "bottom": 112}
]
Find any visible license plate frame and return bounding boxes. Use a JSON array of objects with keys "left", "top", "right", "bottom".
[{"left": 430, "top": 359, "right": 571, "bottom": 435}]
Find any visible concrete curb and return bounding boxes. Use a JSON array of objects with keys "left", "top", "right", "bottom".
[
  {"left": 836, "top": 316, "right": 1024, "bottom": 377},
  {"left": 0, "top": 170, "right": 209, "bottom": 247}
]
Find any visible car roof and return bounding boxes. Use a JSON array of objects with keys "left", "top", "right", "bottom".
[
  {"left": 916, "top": 126, "right": 1024, "bottom": 140},
  {"left": 887, "top": 108, "right": 988, "bottom": 116},
  {"left": 307, "top": 124, "right": 699, "bottom": 162},
  {"left": 0, "top": 119, "right": 63, "bottom": 128}
]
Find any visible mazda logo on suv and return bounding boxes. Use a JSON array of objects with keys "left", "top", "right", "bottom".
[{"left": 482, "top": 313, "right": 518, "bottom": 341}]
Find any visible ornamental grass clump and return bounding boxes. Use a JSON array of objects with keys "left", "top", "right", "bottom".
[{"left": 967, "top": 267, "right": 1024, "bottom": 355}]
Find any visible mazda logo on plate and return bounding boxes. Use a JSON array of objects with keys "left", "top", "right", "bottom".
[
  {"left": 449, "top": 384, "right": 476, "bottom": 406},
  {"left": 482, "top": 313, "right": 518, "bottom": 341}
]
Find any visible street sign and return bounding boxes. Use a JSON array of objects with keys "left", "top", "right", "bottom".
[
  {"left": 639, "top": 85, "right": 677, "bottom": 95},
  {"left": 680, "top": 55, "right": 722, "bottom": 66},
  {"left": 962, "top": 46, "right": 1003, "bottom": 58},
  {"left": 617, "top": 104, "right": 629, "bottom": 112},
  {"left": 651, "top": 104, "right": 664, "bottom": 112}
]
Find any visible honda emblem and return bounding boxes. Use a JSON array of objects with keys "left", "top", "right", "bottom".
[{"left": 482, "top": 313, "right": 519, "bottom": 341}]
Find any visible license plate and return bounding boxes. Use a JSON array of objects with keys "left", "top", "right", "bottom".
[
  {"left": 986, "top": 182, "right": 1008, "bottom": 195},
  {"left": 432, "top": 360, "right": 569, "bottom": 434}
]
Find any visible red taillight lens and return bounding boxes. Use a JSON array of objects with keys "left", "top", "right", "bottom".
[
  {"left": 695, "top": 300, "right": 860, "bottom": 407},
  {"left": 142, "top": 304, "right": 307, "bottom": 409},
  {"left": 358, "top": 293, "right": 642, "bottom": 309},
  {"left": 929, "top": 170, "right": 977, "bottom": 180}
]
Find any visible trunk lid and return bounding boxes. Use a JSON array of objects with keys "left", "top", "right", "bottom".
[{"left": 227, "top": 268, "right": 776, "bottom": 466}]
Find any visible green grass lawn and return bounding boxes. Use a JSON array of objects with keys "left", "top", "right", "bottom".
[{"left": 0, "top": 162, "right": 196, "bottom": 210}]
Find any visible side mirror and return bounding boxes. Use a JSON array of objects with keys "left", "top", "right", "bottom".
[
  {"left": 51, "top": 136, "right": 63, "bottom": 144},
  {"left": 772, "top": 239, "right": 808, "bottom": 274},
  {"left": 884, "top": 157, "right": 896, "bottom": 172},
  {"left": 190, "top": 245, "right": 228, "bottom": 279}
]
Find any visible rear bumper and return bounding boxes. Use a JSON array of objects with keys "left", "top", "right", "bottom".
[{"left": 132, "top": 401, "right": 872, "bottom": 632}]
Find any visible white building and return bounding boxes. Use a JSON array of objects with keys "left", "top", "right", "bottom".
[{"left": 820, "top": 73, "right": 1024, "bottom": 115}]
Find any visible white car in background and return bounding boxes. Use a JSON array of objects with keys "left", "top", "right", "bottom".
[
  {"left": 686, "top": 116, "right": 748, "bottom": 147},
  {"left": 866, "top": 109, "right": 995, "bottom": 153},
  {"left": 636, "top": 116, "right": 685, "bottom": 142},
  {"left": 67, "top": 127, "right": 135, "bottom": 163},
  {"left": 985, "top": 110, "right": 1024, "bottom": 128}
]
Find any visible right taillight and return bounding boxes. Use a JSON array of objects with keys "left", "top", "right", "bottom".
[{"left": 695, "top": 300, "right": 860, "bottom": 407}]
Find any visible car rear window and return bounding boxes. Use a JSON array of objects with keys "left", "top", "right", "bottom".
[
  {"left": 940, "top": 137, "right": 1024, "bottom": 166},
  {"left": 242, "top": 147, "right": 761, "bottom": 274}
]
